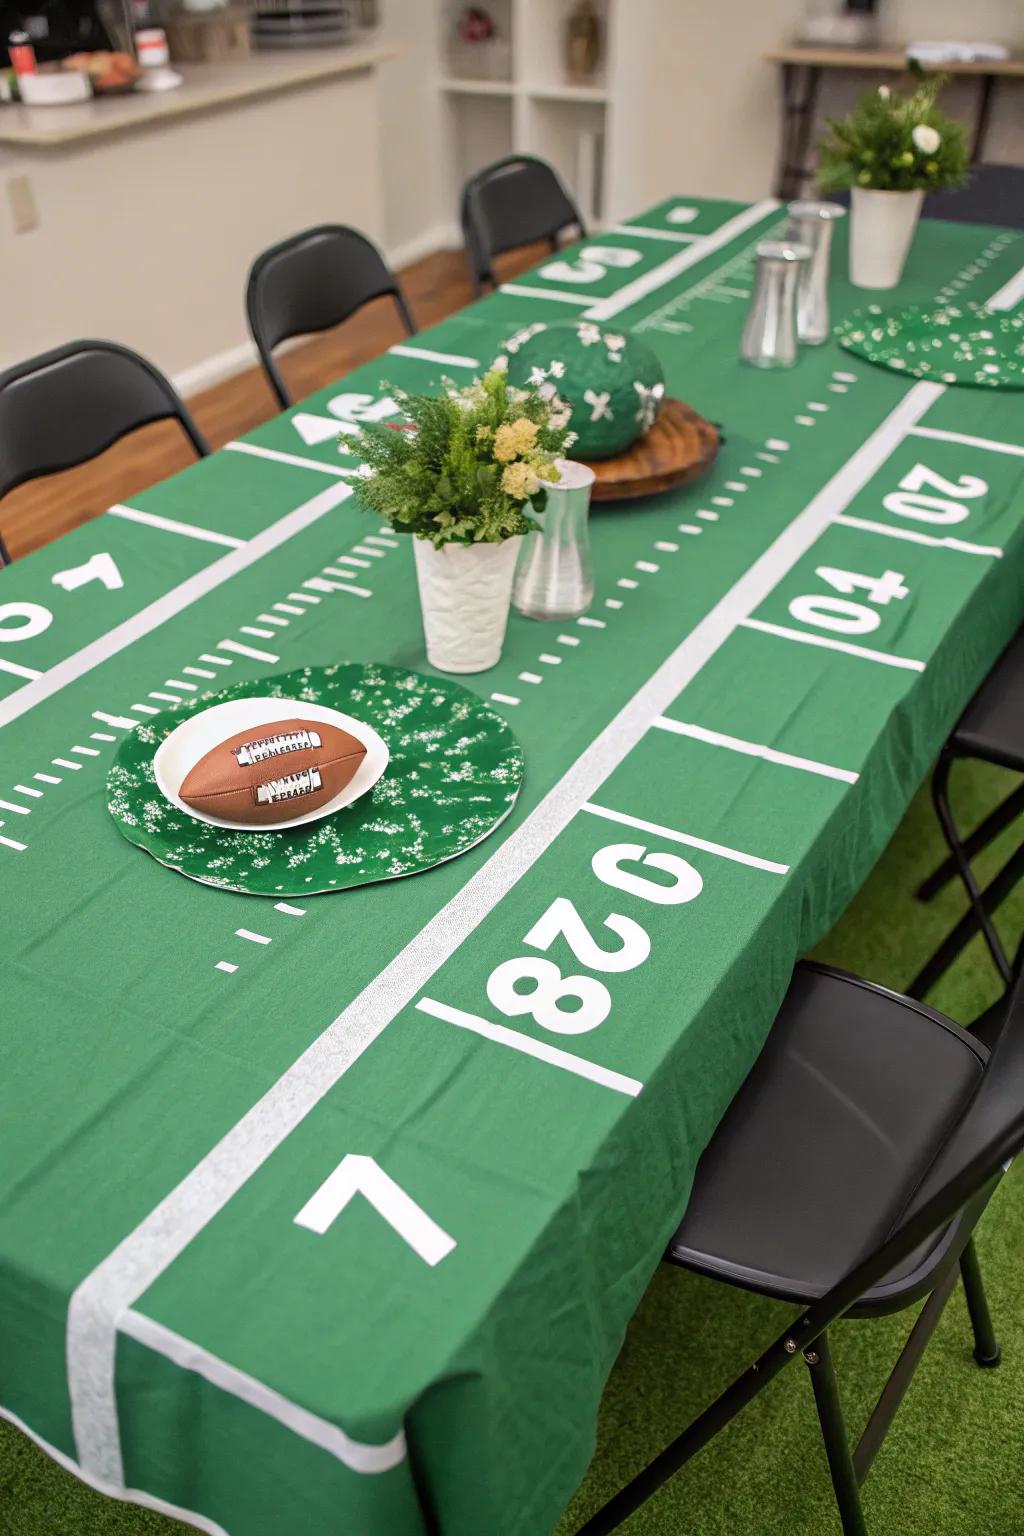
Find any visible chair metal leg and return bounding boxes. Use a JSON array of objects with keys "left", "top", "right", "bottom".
[
  {"left": 805, "top": 1332, "right": 869, "bottom": 1536},
  {"left": 853, "top": 1263, "right": 959, "bottom": 1484},
  {"left": 924, "top": 751, "right": 1012, "bottom": 989},
  {"left": 916, "top": 781, "right": 1024, "bottom": 902},
  {"left": 960, "top": 1237, "right": 1001, "bottom": 1368},
  {"left": 908, "top": 843, "right": 1024, "bottom": 1001}
]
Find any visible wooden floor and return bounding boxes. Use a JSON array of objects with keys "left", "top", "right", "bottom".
[{"left": 2, "top": 243, "right": 543, "bottom": 562}]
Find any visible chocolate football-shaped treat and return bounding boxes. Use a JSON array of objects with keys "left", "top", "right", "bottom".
[{"left": 179, "top": 717, "right": 366, "bottom": 825}]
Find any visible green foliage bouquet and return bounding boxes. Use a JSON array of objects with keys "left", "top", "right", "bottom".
[
  {"left": 345, "top": 368, "right": 575, "bottom": 549},
  {"left": 818, "top": 75, "right": 968, "bottom": 194}
]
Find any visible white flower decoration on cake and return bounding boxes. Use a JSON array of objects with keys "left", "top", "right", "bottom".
[
  {"left": 583, "top": 388, "right": 613, "bottom": 421},
  {"left": 633, "top": 379, "right": 665, "bottom": 430}
]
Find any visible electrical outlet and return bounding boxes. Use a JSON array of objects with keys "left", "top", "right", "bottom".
[{"left": 7, "top": 175, "right": 39, "bottom": 234}]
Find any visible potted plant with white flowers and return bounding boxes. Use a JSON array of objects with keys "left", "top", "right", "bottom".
[
  {"left": 818, "top": 74, "right": 968, "bottom": 289},
  {"left": 345, "top": 368, "right": 573, "bottom": 673}
]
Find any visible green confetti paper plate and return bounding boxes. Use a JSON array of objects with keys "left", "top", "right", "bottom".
[
  {"left": 836, "top": 302, "right": 1024, "bottom": 390},
  {"left": 108, "top": 663, "right": 524, "bottom": 896}
]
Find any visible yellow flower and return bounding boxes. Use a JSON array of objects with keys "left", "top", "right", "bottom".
[
  {"left": 926, "top": 160, "right": 939, "bottom": 175},
  {"left": 493, "top": 417, "right": 539, "bottom": 462},
  {"left": 475, "top": 424, "right": 493, "bottom": 441},
  {"left": 501, "top": 460, "right": 540, "bottom": 499}
]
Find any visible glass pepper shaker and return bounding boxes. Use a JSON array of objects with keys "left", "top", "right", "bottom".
[
  {"left": 740, "top": 241, "right": 811, "bottom": 369},
  {"left": 787, "top": 201, "right": 847, "bottom": 345}
]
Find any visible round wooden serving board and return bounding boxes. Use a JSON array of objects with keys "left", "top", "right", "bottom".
[{"left": 583, "top": 397, "right": 720, "bottom": 502}]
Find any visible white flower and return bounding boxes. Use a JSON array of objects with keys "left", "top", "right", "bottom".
[
  {"left": 528, "top": 365, "right": 549, "bottom": 386},
  {"left": 577, "top": 322, "right": 602, "bottom": 346},
  {"left": 549, "top": 360, "right": 566, "bottom": 378},
  {"left": 538, "top": 380, "right": 557, "bottom": 400},
  {"left": 491, "top": 353, "right": 509, "bottom": 372},
  {"left": 604, "top": 333, "right": 626, "bottom": 351},
  {"left": 877, "top": 85, "right": 891, "bottom": 101},
  {"left": 912, "top": 123, "right": 941, "bottom": 155}
]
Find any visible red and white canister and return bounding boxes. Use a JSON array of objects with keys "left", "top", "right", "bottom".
[{"left": 135, "top": 28, "right": 170, "bottom": 68}]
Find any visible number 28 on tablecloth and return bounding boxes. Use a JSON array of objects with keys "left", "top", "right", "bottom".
[{"left": 487, "top": 844, "right": 703, "bottom": 1037}]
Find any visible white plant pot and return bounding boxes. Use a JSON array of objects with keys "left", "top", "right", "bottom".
[
  {"left": 413, "top": 536, "right": 522, "bottom": 674},
  {"left": 849, "top": 187, "right": 925, "bottom": 290}
]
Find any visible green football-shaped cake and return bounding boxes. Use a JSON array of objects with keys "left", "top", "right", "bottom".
[{"left": 500, "top": 320, "right": 666, "bottom": 459}]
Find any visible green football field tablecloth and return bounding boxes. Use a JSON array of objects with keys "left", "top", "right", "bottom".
[{"left": 1, "top": 197, "right": 1023, "bottom": 1536}]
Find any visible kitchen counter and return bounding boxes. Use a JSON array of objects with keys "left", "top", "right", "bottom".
[{"left": 0, "top": 44, "right": 397, "bottom": 149}]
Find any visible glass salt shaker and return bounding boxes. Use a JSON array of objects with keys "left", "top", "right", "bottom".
[
  {"left": 787, "top": 201, "right": 847, "bottom": 345},
  {"left": 740, "top": 241, "right": 811, "bottom": 369}
]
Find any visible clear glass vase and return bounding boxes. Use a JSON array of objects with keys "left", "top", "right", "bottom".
[{"left": 513, "top": 459, "right": 596, "bottom": 621}]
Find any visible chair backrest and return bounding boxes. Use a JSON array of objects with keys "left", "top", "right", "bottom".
[
  {"left": 0, "top": 340, "right": 208, "bottom": 506},
  {"left": 245, "top": 225, "right": 416, "bottom": 409},
  {"left": 923, "top": 164, "right": 1024, "bottom": 230},
  {"left": 805, "top": 951, "right": 1024, "bottom": 1339},
  {"left": 460, "top": 155, "right": 586, "bottom": 294}
]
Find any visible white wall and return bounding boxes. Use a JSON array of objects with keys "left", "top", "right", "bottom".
[
  {"left": 376, "top": 0, "right": 450, "bottom": 262},
  {"left": 0, "top": 68, "right": 385, "bottom": 384},
  {"left": 607, "top": 0, "right": 1024, "bottom": 217}
]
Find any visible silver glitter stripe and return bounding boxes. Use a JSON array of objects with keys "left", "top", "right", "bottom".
[{"left": 67, "top": 370, "right": 947, "bottom": 1490}]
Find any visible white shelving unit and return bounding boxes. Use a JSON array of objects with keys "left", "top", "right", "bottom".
[{"left": 438, "top": 0, "right": 619, "bottom": 230}]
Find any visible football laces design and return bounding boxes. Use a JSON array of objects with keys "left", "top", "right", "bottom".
[
  {"left": 233, "top": 729, "right": 322, "bottom": 767},
  {"left": 254, "top": 768, "right": 323, "bottom": 806}
]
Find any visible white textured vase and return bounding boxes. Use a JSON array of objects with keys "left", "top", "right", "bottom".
[
  {"left": 849, "top": 187, "right": 925, "bottom": 290},
  {"left": 413, "top": 536, "right": 522, "bottom": 674}
]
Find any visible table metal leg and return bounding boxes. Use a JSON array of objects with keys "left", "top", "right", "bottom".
[
  {"left": 972, "top": 74, "right": 997, "bottom": 163},
  {"left": 774, "top": 65, "right": 822, "bottom": 201}
]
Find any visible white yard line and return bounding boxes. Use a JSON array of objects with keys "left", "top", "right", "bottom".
[
  {"left": 608, "top": 224, "right": 697, "bottom": 243},
  {"left": 67, "top": 374, "right": 947, "bottom": 1489},
  {"left": 108, "top": 506, "right": 244, "bottom": 550},
  {"left": 0, "top": 656, "right": 42, "bottom": 681},
  {"left": 224, "top": 442, "right": 351, "bottom": 477},
  {"left": 652, "top": 718, "right": 859, "bottom": 783},
  {"left": 986, "top": 261, "right": 1024, "bottom": 311},
  {"left": 909, "top": 426, "right": 1024, "bottom": 459},
  {"left": 0, "top": 483, "right": 352, "bottom": 730},
  {"left": 388, "top": 345, "right": 479, "bottom": 368},
  {"left": 835, "top": 514, "right": 1002, "bottom": 558},
  {"left": 120, "top": 1311, "right": 405, "bottom": 1475},
  {"left": 741, "top": 617, "right": 926, "bottom": 671},
  {"left": 416, "top": 998, "right": 642, "bottom": 1097},
  {"left": 580, "top": 801, "right": 790, "bottom": 873},
  {"left": 586, "top": 200, "right": 780, "bottom": 321},
  {"left": 497, "top": 284, "right": 592, "bottom": 306}
]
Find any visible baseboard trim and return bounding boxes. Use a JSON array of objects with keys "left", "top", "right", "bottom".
[
  {"left": 387, "top": 221, "right": 461, "bottom": 270},
  {"left": 172, "top": 341, "right": 260, "bottom": 400},
  {"left": 172, "top": 224, "right": 462, "bottom": 401}
]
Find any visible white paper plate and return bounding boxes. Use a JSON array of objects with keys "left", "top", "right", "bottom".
[{"left": 153, "top": 697, "right": 390, "bottom": 831}]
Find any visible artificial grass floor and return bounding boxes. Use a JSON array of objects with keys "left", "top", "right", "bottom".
[{"left": 2, "top": 759, "right": 1022, "bottom": 1536}]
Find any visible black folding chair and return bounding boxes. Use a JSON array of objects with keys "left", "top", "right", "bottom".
[
  {"left": 576, "top": 952, "right": 1024, "bottom": 1536},
  {"left": 460, "top": 154, "right": 586, "bottom": 297},
  {"left": 0, "top": 340, "right": 208, "bottom": 565},
  {"left": 826, "top": 165, "right": 1024, "bottom": 231},
  {"left": 922, "top": 164, "right": 1024, "bottom": 230},
  {"left": 910, "top": 627, "right": 1023, "bottom": 999},
  {"left": 245, "top": 225, "right": 416, "bottom": 410}
]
